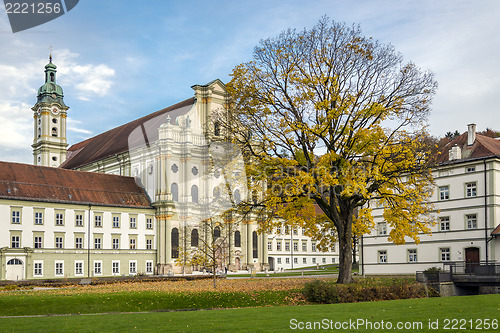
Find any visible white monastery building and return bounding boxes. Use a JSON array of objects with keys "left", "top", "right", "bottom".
[{"left": 363, "top": 124, "right": 500, "bottom": 274}]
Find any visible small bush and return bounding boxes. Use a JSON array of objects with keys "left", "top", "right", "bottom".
[
  {"left": 4, "top": 285, "right": 18, "bottom": 291},
  {"left": 303, "top": 280, "right": 339, "bottom": 303},
  {"left": 424, "top": 266, "right": 442, "bottom": 273},
  {"left": 303, "top": 279, "right": 436, "bottom": 304}
]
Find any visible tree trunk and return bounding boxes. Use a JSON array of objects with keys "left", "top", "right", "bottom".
[{"left": 337, "top": 220, "right": 354, "bottom": 284}]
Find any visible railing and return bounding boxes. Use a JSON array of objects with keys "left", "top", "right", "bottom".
[
  {"left": 416, "top": 261, "right": 500, "bottom": 283},
  {"left": 444, "top": 261, "right": 500, "bottom": 276}
]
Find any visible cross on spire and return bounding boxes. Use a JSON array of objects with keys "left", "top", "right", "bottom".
[{"left": 49, "top": 45, "right": 53, "bottom": 63}]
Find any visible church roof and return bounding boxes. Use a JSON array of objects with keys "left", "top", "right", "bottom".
[
  {"left": 436, "top": 132, "right": 500, "bottom": 164},
  {"left": 0, "top": 161, "right": 153, "bottom": 208},
  {"left": 60, "top": 97, "right": 195, "bottom": 170}
]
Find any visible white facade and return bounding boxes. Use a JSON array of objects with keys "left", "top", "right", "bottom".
[
  {"left": 268, "top": 225, "right": 339, "bottom": 271},
  {"left": 363, "top": 126, "right": 500, "bottom": 275},
  {"left": 1, "top": 192, "right": 156, "bottom": 281}
]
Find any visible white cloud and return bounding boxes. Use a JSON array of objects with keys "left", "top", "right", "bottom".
[
  {"left": 54, "top": 49, "right": 116, "bottom": 100},
  {"left": 0, "top": 102, "right": 34, "bottom": 163},
  {"left": 67, "top": 118, "right": 93, "bottom": 135}
]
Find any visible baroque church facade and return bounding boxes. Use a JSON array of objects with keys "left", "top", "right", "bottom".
[{"left": 0, "top": 58, "right": 338, "bottom": 280}]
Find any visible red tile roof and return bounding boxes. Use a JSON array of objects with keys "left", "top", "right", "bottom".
[
  {"left": 60, "top": 97, "right": 195, "bottom": 170},
  {"left": 436, "top": 132, "right": 500, "bottom": 164},
  {"left": 0, "top": 161, "right": 152, "bottom": 208}
]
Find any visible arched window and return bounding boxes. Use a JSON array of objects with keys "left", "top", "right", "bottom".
[
  {"left": 214, "top": 121, "right": 220, "bottom": 136},
  {"left": 51, "top": 127, "right": 57, "bottom": 137},
  {"left": 234, "top": 231, "right": 241, "bottom": 247},
  {"left": 50, "top": 72, "right": 55, "bottom": 82},
  {"left": 234, "top": 189, "right": 241, "bottom": 205},
  {"left": 171, "top": 228, "right": 179, "bottom": 258},
  {"left": 191, "top": 229, "right": 199, "bottom": 247},
  {"left": 213, "top": 186, "right": 220, "bottom": 199},
  {"left": 191, "top": 185, "right": 198, "bottom": 203},
  {"left": 7, "top": 259, "right": 23, "bottom": 265},
  {"left": 171, "top": 183, "right": 178, "bottom": 202},
  {"left": 214, "top": 226, "right": 221, "bottom": 240},
  {"left": 252, "top": 231, "right": 258, "bottom": 259}
]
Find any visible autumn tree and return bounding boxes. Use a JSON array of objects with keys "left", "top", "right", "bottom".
[{"left": 223, "top": 17, "right": 438, "bottom": 283}]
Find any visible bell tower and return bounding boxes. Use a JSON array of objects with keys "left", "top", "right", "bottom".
[{"left": 32, "top": 55, "right": 69, "bottom": 167}]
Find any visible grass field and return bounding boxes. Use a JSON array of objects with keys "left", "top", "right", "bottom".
[
  {"left": 0, "top": 277, "right": 498, "bottom": 332},
  {"left": 1, "top": 294, "right": 498, "bottom": 332}
]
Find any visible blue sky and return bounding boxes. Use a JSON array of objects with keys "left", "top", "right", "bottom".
[{"left": 1, "top": 0, "right": 500, "bottom": 163}]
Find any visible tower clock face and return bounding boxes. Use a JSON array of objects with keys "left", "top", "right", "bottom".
[{"left": 51, "top": 107, "right": 59, "bottom": 115}]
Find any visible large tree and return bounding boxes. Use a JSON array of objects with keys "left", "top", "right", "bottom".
[{"left": 223, "top": 17, "right": 438, "bottom": 283}]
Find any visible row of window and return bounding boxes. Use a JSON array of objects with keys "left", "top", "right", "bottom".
[
  {"left": 439, "top": 214, "right": 478, "bottom": 231},
  {"left": 438, "top": 182, "right": 477, "bottom": 200},
  {"left": 276, "top": 257, "right": 336, "bottom": 265},
  {"left": 268, "top": 240, "right": 335, "bottom": 253},
  {"left": 377, "top": 248, "right": 451, "bottom": 263},
  {"left": 33, "top": 260, "right": 153, "bottom": 277},
  {"left": 376, "top": 213, "right": 479, "bottom": 236},
  {"left": 11, "top": 210, "right": 154, "bottom": 229},
  {"left": 10, "top": 235, "right": 154, "bottom": 250},
  {"left": 170, "top": 229, "right": 258, "bottom": 259},
  {"left": 169, "top": 183, "right": 242, "bottom": 205}
]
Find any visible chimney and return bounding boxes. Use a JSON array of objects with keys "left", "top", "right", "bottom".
[
  {"left": 467, "top": 123, "right": 476, "bottom": 146},
  {"left": 449, "top": 145, "right": 461, "bottom": 161}
]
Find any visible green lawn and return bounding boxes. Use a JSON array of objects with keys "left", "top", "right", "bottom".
[
  {"left": 0, "top": 290, "right": 302, "bottom": 316},
  {"left": 1, "top": 295, "right": 498, "bottom": 332}
]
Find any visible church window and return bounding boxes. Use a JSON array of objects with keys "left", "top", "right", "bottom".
[
  {"left": 252, "top": 231, "right": 258, "bottom": 258},
  {"left": 52, "top": 157, "right": 57, "bottom": 161},
  {"left": 234, "top": 231, "right": 241, "bottom": 247},
  {"left": 38, "top": 128, "right": 41, "bottom": 138},
  {"left": 148, "top": 163, "right": 153, "bottom": 174},
  {"left": 213, "top": 186, "right": 220, "bottom": 198},
  {"left": 214, "top": 226, "right": 221, "bottom": 240},
  {"left": 52, "top": 118, "right": 57, "bottom": 124},
  {"left": 234, "top": 189, "right": 241, "bottom": 205},
  {"left": 171, "top": 183, "right": 178, "bottom": 202},
  {"left": 214, "top": 170, "right": 220, "bottom": 179},
  {"left": 191, "top": 229, "right": 199, "bottom": 247},
  {"left": 52, "top": 127, "right": 57, "bottom": 137},
  {"left": 214, "top": 121, "right": 221, "bottom": 136},
  {"left": 171, "top": 228, "right": 179, "bottom": 258},
  {"left": 192, "top": 166, "right": 198, "bottom": 176},
  {"left": 50, "top": 72, "right": 55, "bottom": 82},
  {"left": 171, "top": 164, "right": 178, "bottom": 173},
  {"left": 191, "top": 185, "right": 198, "bottom": 203}
]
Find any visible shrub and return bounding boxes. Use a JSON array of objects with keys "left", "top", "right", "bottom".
[
  {"left": 303, "top": 279, "right": 436, "bottom": 304},
  {"left": 303, "top": 280, "right": 339, "bottom": 304}
]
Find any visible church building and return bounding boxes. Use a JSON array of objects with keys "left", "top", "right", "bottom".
[{"left": 0, "top": 57, "right": 338, "bottom": 280}]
